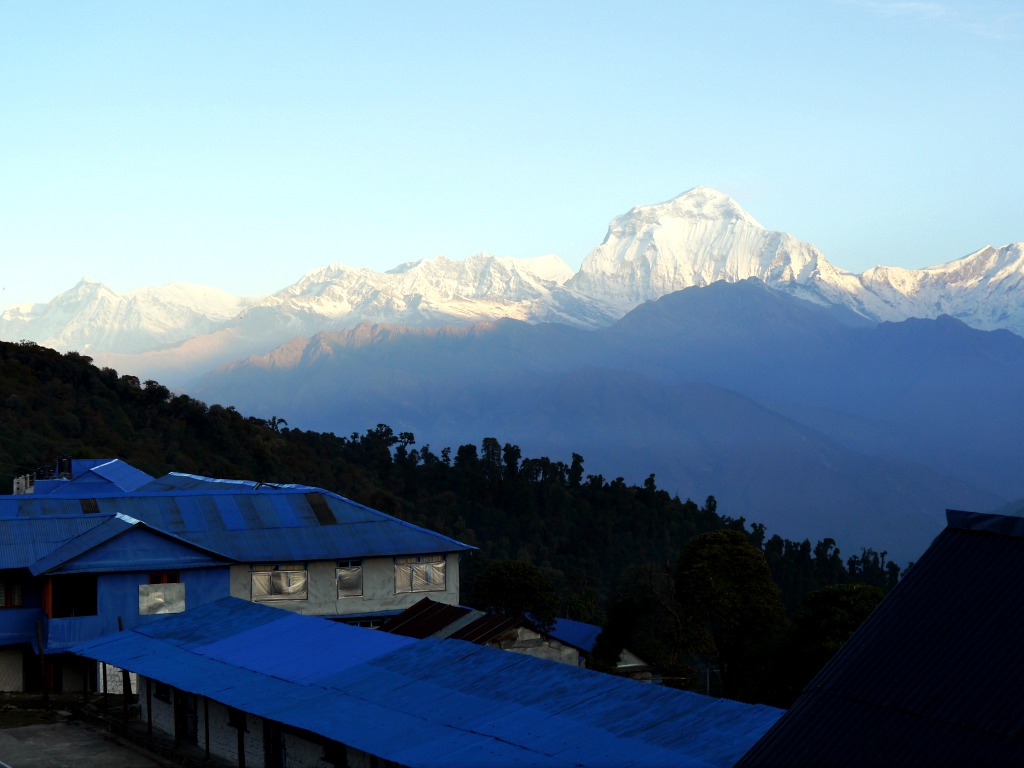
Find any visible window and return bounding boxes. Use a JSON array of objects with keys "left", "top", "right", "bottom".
[
  {"left": 149, "top": 572, "right": 180, "bottom": 584},
  {"left": 0, "top": 577, "right": 23, "bottom": 608},
  {"left": 251, "top": 564, "right": 307, "bottom": 601},
  {"left": 337, "top": 560, "right": 363, "bottom": 598},
  {"left": 139, "top": 582, "right": 185, "bottom": 615},
  {"left": 395, "top": 554, "right": 446, "bottom": 593},
  {"left": 49, "top": 574, "right": 98, "bottom": 618}
]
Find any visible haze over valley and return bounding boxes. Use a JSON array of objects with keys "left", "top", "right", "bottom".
[{"left": 4, "top": 187, "right": 1023, "bottom": 562}]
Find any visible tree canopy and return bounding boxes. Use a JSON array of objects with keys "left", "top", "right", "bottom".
[{"left": 0, "top": 339, "right": 904, "bottom": 705}]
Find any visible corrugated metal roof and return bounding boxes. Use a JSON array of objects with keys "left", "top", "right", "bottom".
[
  {"left": 737, "top": 509, "right": 1024, "bottom": 768},
  {"left": 31, "top": 459, "right": 155, "bottom": 496},
  {"left": 0, "top": 469, "right": 474, "bottom": 563},
  {"left": 379, "top": 598, "right": 553, "bottom": 645},
  {"left": 82, "top": 459, "right": 154, "bottom": 492},
  {"left": 549, "top": 617, "right": 603, "bottom": 653},
  {"left": 0, "top": 516, "right": 112, "bottom": 569},
  {"left": 378, "top": 596, "right": 473, "bottom": 638},
  {"left": 74, "top": 598, "right": 781, "bottom": 768},
  {"left": 27, "top": 514, "right": 136, "bottom": 575},
  {"left": 448, "top": 612, "right": 523, "bottom": 644},
  {"left": 28, "top": 515, "right": 230, "bottom": 576}
]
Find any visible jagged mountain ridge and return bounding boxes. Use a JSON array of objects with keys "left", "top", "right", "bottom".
[
  {"left": 0, "top": 280, "right": 254, "bottom": 355},
  {"left": 3, "top": 187, "right": 1022, "bottom": 384}
]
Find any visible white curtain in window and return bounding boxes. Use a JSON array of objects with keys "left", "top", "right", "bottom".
[
  {"left": 252, "top": 570, "right": 307, "bottom": 600},
  {"left": 337, "top": 566, "right": 363, "bottom": 597},
  {"left": 395, "top": 559, "right": 446, "bottom": 593}
]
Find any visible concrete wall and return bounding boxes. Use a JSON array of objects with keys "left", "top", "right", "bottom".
[
  {"left": 98, "top": 662, "right": 137, "bottom": 695},
  {"left": 0, "top": 647, "right": 23, "bottom": 692},
  {"left": 229, "top": 553, "right": 462, "bottom": 618},
  {"left": 489, "top": 627, "right": 582, "bottom": 666}
]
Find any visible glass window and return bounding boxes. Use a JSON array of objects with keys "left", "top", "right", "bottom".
[
  {"left": 139, "top": 583, "right": 185, "bottom": 615},
  {"left": 394, "top": 555, "right": 446, "bottom": 594},
  {"left": 251, "top": 564, "right": 308, "bottom": 601},
  {"left": 0, "top": 578, "right": 21, "bottom": 608},
  {"left": 337, "top": 560, "right": 363, "bottom": 598}
]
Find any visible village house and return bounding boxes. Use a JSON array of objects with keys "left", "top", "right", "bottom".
[
  {"left": 379, "top": 597, "right": 654, "bottom": 677},
  {"left": 73, "top": 596, "right": 783, "bottom": 768},
  {"left": 0, "top": 459, "right": 473, "bottom": 693}
]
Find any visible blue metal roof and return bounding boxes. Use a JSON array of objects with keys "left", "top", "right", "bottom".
[
  {"left": 549, "top": 617, "right": 603, "bottom": 653},
  {"left": 0, "top": 516, "right": 112, "bottom": 569},
  {"left": 32, "top": 459, "right": 155, "bottom": 496},
  {"left": 29, "top": 515, "right": 230, "bottom": 576},
  {"left": 74, "top": 598, "right": 781, "bottom": 768},
  {"left": 0, "top": 469, "right": 474, "bottom": 563},
  {"left": 79, "top": 459, "right": 154, "bottom": 492},
  {"left": 738, "top": 510, "right": 1024, "bottom": 768}
]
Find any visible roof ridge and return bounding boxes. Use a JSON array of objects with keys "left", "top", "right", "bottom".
[{"left": 946, "top": 509, "right": 1024, "bottom": 538}]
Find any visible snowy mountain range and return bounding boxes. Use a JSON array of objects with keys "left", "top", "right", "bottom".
[{"left": 3, "top": 186, "right": 1023, "bottom": 383}]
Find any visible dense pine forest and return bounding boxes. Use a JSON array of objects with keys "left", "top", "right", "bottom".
[{"left": 0, "top": 340, "right": 904, "bottom": 705}]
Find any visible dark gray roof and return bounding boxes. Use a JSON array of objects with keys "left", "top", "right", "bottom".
[{"left": 737, "top": 510, "right": 1024, "bottom": 768}]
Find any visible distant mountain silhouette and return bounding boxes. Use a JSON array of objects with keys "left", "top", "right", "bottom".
[{"left": 194, "top": 280, "right": 1023, "bottom": 561}]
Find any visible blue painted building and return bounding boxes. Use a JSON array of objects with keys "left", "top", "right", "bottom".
[
  {"left": 0, "top": 460, "right": 473, "bottom": 692},
  {"left": 73, "top": 597, "right": 783, "bottom": 768}
]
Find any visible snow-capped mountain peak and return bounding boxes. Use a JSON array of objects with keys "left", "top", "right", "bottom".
[
  {"left": 567, "top": 187, "right": 834, "bottom": 314},
  {"left": 617, "top": 186, "right": 765, "bottom": 232},
  {"left": 0, "top": 279, "right": 253, "bottom": 355}
]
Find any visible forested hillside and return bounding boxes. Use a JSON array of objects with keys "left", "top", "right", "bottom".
[{"left": 0, "top": 339, "right": 904, "bottom": 704}]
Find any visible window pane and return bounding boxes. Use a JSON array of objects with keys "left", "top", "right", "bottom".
[
  {"left": 274, "top": 571, "right": 307, "bottom": 599},
  {"left": 252, "top": 568, "right": 307, "bottom": 601},
  {"left": 395, "top": 558, "right": 445, "bottom": 593},
  {"left": 139, "top": 583, "right": 186, "bottom": 615},
  {"left": 251, "top": 571, "right": 274, "bottom": 599},
  {"left": 337, "top": 566, "right": 363, "bottom": 597}
]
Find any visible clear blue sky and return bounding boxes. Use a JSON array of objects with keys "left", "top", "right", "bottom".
[{"left": 2, "top": 1, "right": 1022, "bottom": 308}]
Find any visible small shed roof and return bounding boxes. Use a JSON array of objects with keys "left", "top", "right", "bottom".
[
  {"left": 737, "top": 509, "right": 1024, "bottom": 768},
  {"left": 379, "top": 597, "right": 545, "bottom": 645},
  {"left": 549, "top": 617, "right": 603, "bottom": 653},
  {"left": 33, "top": 459, "right": 155, "bottom": 496},
  {"left": 74, "top": 597, "right": 781, "bottom": 768}
]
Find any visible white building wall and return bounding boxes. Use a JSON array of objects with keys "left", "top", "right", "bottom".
[
  {"left": 229, "top": 553, "right": 461, "bottom": 617},
  {"left": 138, "top": 675, "right": 389, "bottom": 768},
  {"left": 140, "top": 679, "right": 177, "bottom": 737}
]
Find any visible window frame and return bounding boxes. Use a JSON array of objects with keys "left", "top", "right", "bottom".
[
  {"left": 0, "top": 577, "right": 23, "bottom": 609},
  {"left": 336, "top": 559, "right": 363, "bottom": 599},
  {"left": 394, "top": 554, "right": 447, "bottom": 594},
  {"left": 250, "top": 563, "right": 308, "bottom": 602}
]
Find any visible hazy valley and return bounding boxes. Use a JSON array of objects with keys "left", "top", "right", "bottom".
[{"left": 5, "top": 187, "right": 1024, "bottom": 561}]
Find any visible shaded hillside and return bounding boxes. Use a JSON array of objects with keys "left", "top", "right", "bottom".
[
  {"left": 0, "top": 339, "right": 902, "bottom": 618},
  {"left": 192, "top": 280, "right": 1021, "bottom": 561}
]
